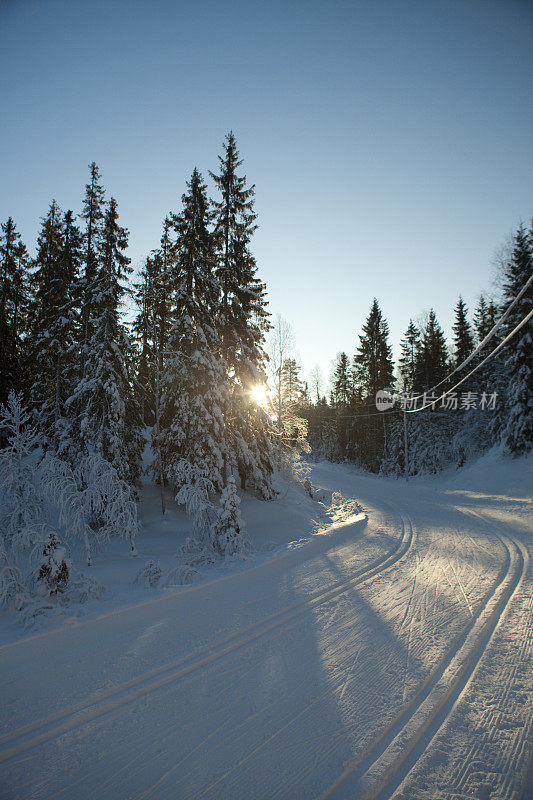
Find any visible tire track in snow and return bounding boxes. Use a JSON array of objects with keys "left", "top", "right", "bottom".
[
  {"left": 319, "top": 512, "right": 527, "bottom": 800},
  {"left": 0, "top": 511, "right": 413, "bottom": 765}
]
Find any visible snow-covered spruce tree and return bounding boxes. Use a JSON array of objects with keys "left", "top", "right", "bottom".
[
  {"left": 27, "top": 204, "right": 82, "bottom": 449},
  {"left": 330, "top": 352, "right": 354, "bottom": 460},
  {"left": 353, "top": 299, "right": 395, "bottom": 401},
  {"left": 68, "top": 197, "right": 142, "bottom": 486},
  {"left": 154, "top": 216, "right": 176, "bottom": 356},
  {"left": 0, "top": 392, "right": 44, "bottom": 560},
  {"left": 0, "top": 218, "right": 30, "bottom": 406},
  {"left": 212, "top": 477, "right": 249, "bottom": 556},
  {"left": 380, "top": 415, "right": 404, "bottom": 477},
  {"left": 501, "top": 224, "right": 533, "bottom": 455},
  {"left": 451, "top": 295, "right": 500, "bottom": 465},
  {"left": 473, "top": 295, "right": 497, "bottom": 344},
  {"left": 305, "top": 398, "right": 339, "bottom": 461},
  {"left": 352, "top": 299, "right": 395, "bottom": 471},
  {"left": 132, "top": 255, "right": 157, "bottom": 425},
  {"left": 402, "top": 413, "right": 459, "bottom": 476},
  {"left": 467, "top": 293, "right": 503, "bottom": 452},
  {"left": 398, "top": 320, "right": 420, "bottom": 393},
  {"left": 156, "top": 169, "right": 226, "bottom": 517},
  {"left": 414, "top": 309, "right": 449, "bottom": 391},
  {"left": 210, "top": 133, "right": 275, "bottom": 497},
  {"left": 80, "top": 162, "right": 106, "bottom": 356},
  {"left": 452, "top": 297, "right": 474, "bottom": 369},
  {"left": 132, "top": 219, "right": 176, "bottom": 426}
]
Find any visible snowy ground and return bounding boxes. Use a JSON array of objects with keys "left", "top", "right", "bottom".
[{"left": 1, "top": 452, "right": 532, "bottom": 799}]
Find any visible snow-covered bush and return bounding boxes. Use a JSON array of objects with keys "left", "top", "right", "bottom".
[
  {"left": 0, "top": 558, "right": 26, "bottom": 609},
  {"left": 280, "top": 444, "right": 312, "bottom": 493},
  {"left": 81, "top": 452, "right": 139, "bottom": 556},
  {"left": 212, "top": 477, "right": 249, "bottom": 557},
  {"left": 164, "top": 562, "right": 201, "bottom": 586},
  {"left": 174, "top": 459, "right": 217, "bottom": 545},
  {"left": 329, "top": 492, "right": 364, "bottom": 522},
  {"left": 66, "top": 569, "right": 106, "bottom": 604},
  {"left": 0, "top": 391, "right": 45, "bottom": 560},
  {"left": 41, "top": 454, "right": 96, "bottom": 565},
  {"left": 135, "top": 559, "right": 163, "bottom": 588},
  {"left": 165, "top": 476, "right": 250, "bottom": 583},
  {"left": 0, "top": 536, "right": 52, "bottom": 628},
  {"left": 14, "top": 594, "right": 54, "bottom": 630},
  {"left": 41, "top": 451, "right": 139, "bottom": 565}
]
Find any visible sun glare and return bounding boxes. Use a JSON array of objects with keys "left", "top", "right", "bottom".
[{"left": 250, "top": 384, "right": 269, "bottom": 409}]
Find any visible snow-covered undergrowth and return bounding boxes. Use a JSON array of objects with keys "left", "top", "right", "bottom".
[{"left": 0, "top": 456, "right": 364, "bottom": 642}]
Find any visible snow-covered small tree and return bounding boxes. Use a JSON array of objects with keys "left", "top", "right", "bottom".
[
  {"left": 212, "top": 477, "right": 249, "bottom": 556},
  {"left": 0, "top": 392, "right": 44, "bottom": 560},
  {"left": 135, "top": 559, "right": 163, "bottom": 588},
  {"left": 33, "top": 532, "right": 70, "bottom": 597}
]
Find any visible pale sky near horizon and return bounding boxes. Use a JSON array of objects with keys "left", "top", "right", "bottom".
[{"left": 1, "top": 0, "right": 532, "bottom": 391}]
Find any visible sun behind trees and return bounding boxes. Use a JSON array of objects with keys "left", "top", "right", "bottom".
[{"left": 0, "top": 134, "right": 289, "bottom": 619}]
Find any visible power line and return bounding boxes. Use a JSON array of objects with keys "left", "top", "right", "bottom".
[
  {"left": 335, "top": 409, "right": 397, "bottom": 420},
  {"left": 406, "top": 306, "right": 533, "bottom": 414},
  {"left": 407, "top": 274, "right": 532, "bottom": 405}
]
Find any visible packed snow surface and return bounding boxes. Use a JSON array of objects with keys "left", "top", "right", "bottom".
[{"left": 1, "top": 453, "right": 532, "bottom": 799}]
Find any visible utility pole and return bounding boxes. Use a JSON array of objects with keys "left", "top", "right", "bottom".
[{"left": 403, "top": 409, "right": 409, "bottom": 482}]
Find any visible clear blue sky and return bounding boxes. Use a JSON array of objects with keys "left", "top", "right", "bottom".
[{"left": 1, "top": 0, "right": 532, "bottom": 387}]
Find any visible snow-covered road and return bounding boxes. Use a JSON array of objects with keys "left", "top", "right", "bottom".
[{"left": 1, "top": 462, "right": 531, "bottom": 799}]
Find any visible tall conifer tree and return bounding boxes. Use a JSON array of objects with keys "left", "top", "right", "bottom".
[
  {"left": 69, "top": 197, "right": 141, "bottom": 484},
  {"left": 210, "top": 133, "right": 274, "bottom": 495},
  {"left": 353, "top": 299, "right": 394, "bottom": 400},
  {"left": 0, "top": 218, "right": 29, "bottom": 404},
  {"left": 80, "top": 162, "right": 105, "bottom": 354},
  {"left": 157, "top": 169, "right": 226, "bottom": 494},
  {"left": 415, "top": 309, "right": 449, "bottom": 391},
  {"left": 28, "top": 203, "right": 81, "bottom": 447},
  {"left": 398, "top": 320, "right": 420, "bottom": 392}
]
